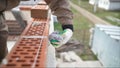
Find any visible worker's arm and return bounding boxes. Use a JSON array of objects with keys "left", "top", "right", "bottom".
[
  {"left": 45, "top": 0, "right": 74, "bottom": 48},
  {"left": 49, "top": 29, "right": 73, "bottom": 48},
  {"left": 45, "top": 0, "right": 73, "bottom": 26}
]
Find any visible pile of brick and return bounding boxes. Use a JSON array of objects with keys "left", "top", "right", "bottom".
[
  {"left": 5, "top": 20, "right": 26, "bottom": 35},
  {"left": 1, "top": 1, "right": 50, "bottom": 68}
]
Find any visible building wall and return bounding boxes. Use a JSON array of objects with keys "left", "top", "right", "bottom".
[
  {"left": 90, "top": 0, "right": 120, "bottom": 10},
  {"left": 98, "top": 0, "right": 120, "bottom": 10},
  {"left": 108, "top": 2, "right": 120, "bottom": 10},
  {"left": 98, "top": 0, "right": 110, "bottom": 10},
  {"left": 91, "top": 25, "right": 120, "bottom": 67},
  {"left": 89, "top": 0, "right": 95, "bottom": 5}
]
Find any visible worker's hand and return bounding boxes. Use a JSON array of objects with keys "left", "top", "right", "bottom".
[{"left": 49, "top": 29, "right": 73, "bottom": 48}]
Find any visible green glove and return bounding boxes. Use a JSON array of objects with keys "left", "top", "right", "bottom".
[{"left": 49, "top": 29, "right": 73, "bottom": 48}]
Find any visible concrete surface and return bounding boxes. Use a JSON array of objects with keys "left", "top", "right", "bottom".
[
  {"left": 7, "top": 41, "right": 16, "bottom": 53},
  {"left": 57, "top": 51, "right": 103, "bottom": 68}
]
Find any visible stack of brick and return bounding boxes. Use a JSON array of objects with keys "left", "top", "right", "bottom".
[
  {"left": 1, "top": 1, "right": 50, "bottom": 68},
  {"left": 5, "top": 20, "right": 27, "bottom": 35},
  {"left": 5, "top": 21, "right": 23, "bottom": 35}
]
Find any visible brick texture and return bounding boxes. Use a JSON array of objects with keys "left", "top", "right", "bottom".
[
  {"left": 1, "top": 2, "right": 50, "bottom": 68},
  {"left": 31, "top": 5, "right": 49, "bottom": 19},
  {"left": 2, "top": 38, "right": 48, "bottom": 68},
  {"left": 22, "top": 19, "right": 49, "bottom": 36}
]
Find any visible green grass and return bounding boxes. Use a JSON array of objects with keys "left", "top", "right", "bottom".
[
  {"left": 54, "top": 6, "right": 98, "bottom": 60},
  {"left": 54, "top": 22, "right": 62, "bottom": 31},
  {"left": 71, "top": 7, "right": 93, "bottom": 45},
  {"left": 71, "top": 0, "right": 120, "bottom": 26}
]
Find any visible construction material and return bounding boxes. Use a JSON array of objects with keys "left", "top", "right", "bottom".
[
  {"left": 5, "top": 20, "right": 26, "bottom": 35},
  {"left": 31, "top": 4, "right": 49, "bottom": 19},
  {"left": 1, "top": 2, "right": 50, "bottom": 68}
]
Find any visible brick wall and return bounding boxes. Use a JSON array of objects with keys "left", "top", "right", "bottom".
[{"left": 1, "top": 2, "right": 50, "bottom": 68}]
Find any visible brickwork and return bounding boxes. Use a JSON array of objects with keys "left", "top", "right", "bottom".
[{"left": 1, "top": 2, "right": 50, "bottom": 68}]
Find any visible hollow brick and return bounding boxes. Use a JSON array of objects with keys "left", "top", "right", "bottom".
[
  {"left": 1, "top": 3, "right": 50, "bottom": 67},
  {"left": 31, "top": 5, "right": 49, "bottom": 19}
]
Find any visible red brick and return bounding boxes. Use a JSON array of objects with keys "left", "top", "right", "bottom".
[
  {"left": 1, "top": 38, "right": 47, "bottom": 68},
  {"left": 1, "top": 3, "right": 50, "bottom": 67},
  {"left": 31, "top": 5, "right": 49, "bottom": 19},
  {"left": 22, "top": 19, "right": 49, "bottom": 36},
  {"left": 23, "top": 22, "right": 46, "bottom": 36}
]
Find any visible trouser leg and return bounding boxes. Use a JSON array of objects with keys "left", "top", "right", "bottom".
[
  {"left": 0, "top": 31, "right": 8, "bottom": 63},
  {"left": 0, "top": 13, "right": 8, "bottom": 63}
]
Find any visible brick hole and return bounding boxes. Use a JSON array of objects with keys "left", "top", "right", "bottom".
[
  {"left": 24, "top": 56, "right": 33, "bottom": 58},
  {"left": 32, "top": 40, "right": 37, "bottom": 42},
  {"left": 29, "top": 44, "right": 36, "bottom": 46},
  {"left": 23, "top": 47, "right": 31, "bottom": 49},
  {"left": 20, "top": 41, "right": 25, "bottom": 43},
  {"left": 17, "top": 47, "right": 20, "bottom": 49},
  {"left": 33, "top": 53, "right": 37, "bottom": 55},
  {"left": 11, "top": 56, "right": 20, "bottom": 58},
  {"left": 38, "top": 52, "right": 41, "bottom": 55},
  {"left": 36, "top": 64, "right": 39, "bottom": 67},
  {"left": 17, "top": 60, "right": 26, "bottom": 62},
  {"left": 8, "top": 60, "right": 13, "bottom": 62},
  {"left": 30, "top": 60, "right": 34, "bottom": 62},
  {"left": 37, "top": 56, "right": 40, "bottom": 59},
  {"left": 27, "top": 50, "right": 35, "bottom": 52},
  {"left": 40, "top": 46, "right": 43, "bottom": 49},
  {"left": 19, "top": 45, "right": 25, "bottom": 46},
  {"left": 16, "top": 49, "right": 23, "bottom": 51},
  {"left": 13, "top": 52, "right": 17, "bottom": 54},
  {"left": 30, "top": 60, "right": 39, "bottom": 63},
  {"left": 22, "top": 64, "right": 31, "bottom": 66},
  {"left": 20, "top": 42, "right": 26, "bottom": 44},
  {"left": 34, "top": 47, "right": 38, "bottom": 49},
  {"left": 36, "top": 42, "right": 40, "bottom": 44},
  {"left": 20, "top": 52, "right": 29, "bottom": 55},
  {"left": 36, "top": 60, "right": 39, "bottom": 63},
  {"left": 26, "top": 42, "right": 32, "bottom": 44},
  {"left": 21, "top": 39, "right": 25, "bottom": 41},
  {"left": 39, "top": 49, "right": 42, "bottom": 53},
  {"left": 32, "top": 40, "right": 38, "bottom": 42},
  {"left": 6, "top": 64, "right": 16, "bottom": 66}
]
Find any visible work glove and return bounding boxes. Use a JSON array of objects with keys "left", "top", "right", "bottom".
[{"left": 49, "top": 29, "right": 73, "bottom": 48}]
